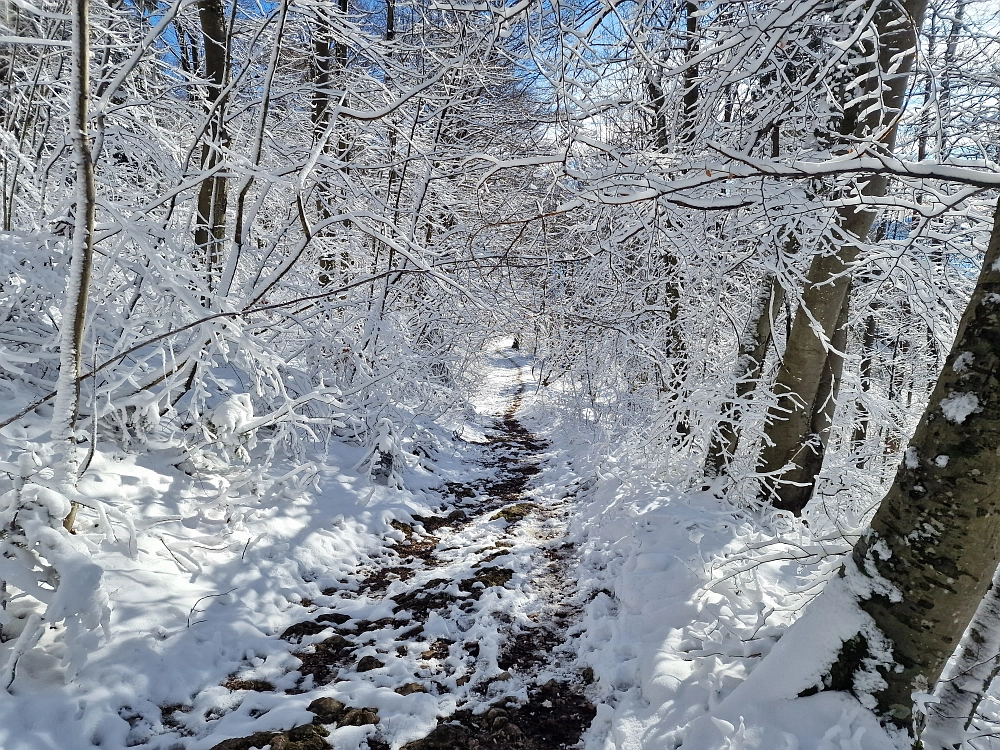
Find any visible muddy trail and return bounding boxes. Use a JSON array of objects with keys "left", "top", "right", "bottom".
[{"left": 210, "top": 364, "right": 595, "bottom": 750}]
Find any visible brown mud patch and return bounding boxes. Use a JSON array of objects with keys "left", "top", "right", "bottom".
[
  {"left": 400, "top": 680, "right": 595, "bottom": 750},
  {"left": 275, "top": 361, "right": 594, "bottom": 748}
]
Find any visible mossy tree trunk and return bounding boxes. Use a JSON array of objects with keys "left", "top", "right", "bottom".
[{"left": 844, "top": 200, "right": 1000, "bottom": 733}]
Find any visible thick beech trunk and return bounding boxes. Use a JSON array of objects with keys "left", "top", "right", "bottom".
[
  {"left": 846, "top": 200, "right": 1000, "bottom": 730},
  {"left": 758, "top": 0, "right": 928, "bottom": 514}
]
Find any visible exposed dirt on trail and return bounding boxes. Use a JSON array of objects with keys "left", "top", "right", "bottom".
[{"left": 211, "top": 360, "right": 594, "bottom": 750}]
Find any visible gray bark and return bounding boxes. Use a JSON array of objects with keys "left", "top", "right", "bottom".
[
  {"left": 758, "top": 0, "right": 929, "bottom": 514},
  {"left": 194, "top": 0, "right": 230, "bottom": 295},
  {"left": 847, "top": 200, "right": 1000, "bottom": 728},
  {"left": 763, "top": 285, "right": 850, "bottom": 510},
  {"left": 646, "top": 0, "right": 699, "bottom": 150},
  {"left": 706, "top": 106, "right": 790, "bottom": 478},
  {"left": 922, "top": 564, "right": 1000, "bottom": 748},
  {"left": 679, "top": 0, "right": 699, "bottom": 145},
  {"left": 705, "top": 272, "right": 784, "bottom": 476},
  {"left": 316, "top": 0, "right": 352, "bottom": 285}
]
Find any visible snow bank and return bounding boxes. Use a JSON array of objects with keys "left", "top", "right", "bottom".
[
  {"left": 506, "top": 358, "right": 906, "bottom": 750},
  {"left": 559, "top": 473, "right": 901, "bottom": 750},
  {"left": 0, "top": 345, "right": 541, "bottom": 750},
  {"left": 0, "top": 347, "right": 916, "bottom": 750},
  {"left": 0, "top": 429, "right": 447, "bottom": 750}
]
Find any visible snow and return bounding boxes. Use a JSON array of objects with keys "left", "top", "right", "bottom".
[
  {"left": 940, "top": 392, "right": 979, "bottom": 423},
  {"left": 952, "top": 352, "right": 974, "bottom": 372},
  {"left": 559, "top": 476, "right": 896, "bottom": 749},
  {"left": 511, "top": 375, "right": 903, "bottom": 750},
  {"left": 0, "top": 348, "right": 555, "bottom": 749},
  {"left": 0, "top": 350, "right": 945, "bottom": 749},
  {"left": 4, "top": 0, "right": 997, "bottom": 743},
  {"left": 210, "top": 394, "right": 254, "bottom": 439},
  {"left": 0, "top": 426, "right": 449, "bottom": 749}
]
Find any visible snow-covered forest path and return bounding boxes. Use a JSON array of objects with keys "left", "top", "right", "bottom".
[{"left": 215, "top": 354, "right": 595, "bottom": 750}]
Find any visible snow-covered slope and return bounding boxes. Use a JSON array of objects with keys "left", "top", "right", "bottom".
[
  {"left": 0, "top": 435, "right": 447, "bottom": 749},
  {"left": 515, "top": 378, "right": 908, "bottom": 750}
]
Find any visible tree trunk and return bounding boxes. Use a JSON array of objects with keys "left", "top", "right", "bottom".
[
  {"left": 705, "top": 272, "right": 784, "bottom": 476},
  {"left": 316, "top": 0, "right": 352, "bottom": 285},
  {"left": 53, "top": 0, "right": 96, "bottom": 530},
  {"left": 706, "top": 114, "right": 787, "bottom": 477},
  {"left": 311, "top": 13, "right": 332, "bottom": 135},
  {"left": 679, "top": 0, "right": 699, "bottom": 145},
  {"left": 194, "top": 0, "right": 230, "bottom": 297},
  {"left": 852, "top": 314, "right": 878, "bottom": 466},
  {"left": 938, "top": 0, "right": 966, "bottom": 160},
  {"left": 921, "top": 564, "right": 1000, "bottom": 747},
  {"left": 775, "top": 287, "right": 851, "bottom": 509},
  {"left": 813, "top": 294, "right": 850, "bottom": 453},
  {"left": 646, "top": 0, "right": 698, "bottom": 151},
  {"left": 646, "top": 74, "right": 668, "bottom": 151},
  {"left": 219, "top": 0, "right": 288, "bottom": 300},
  {"left": 758, "top": 0, "right": 929, "bottom": 514},
  {"left": 845, "top": 199, "right": 1000, "bottom": 731},
  {"left": 335, "top": 0, "right": 348, "bottom": 161}
]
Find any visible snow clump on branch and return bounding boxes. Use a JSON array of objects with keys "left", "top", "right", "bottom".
[
  {"left": 0, "top": 448, "right": 111, "bottom": 684},
  {"left": 210, "top": 394, "right": 254, "bottom": 440}
]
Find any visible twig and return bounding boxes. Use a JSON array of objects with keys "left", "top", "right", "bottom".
[
  {"left": 5, "top": 655, "right": 19, "bottom": 692},
  {"left": 187, "top": 588, "right": 238, "bottom": 628},
  {"left": 0, "top": 268, "right": 432, "bottom": 432},
  {"left": 160, "top": 537, "right": 188, "bottom": 573}
]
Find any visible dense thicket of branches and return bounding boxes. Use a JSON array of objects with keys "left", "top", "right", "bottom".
[{"left": 2, "top": 0, "right": 1000, "bottom": 742}]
